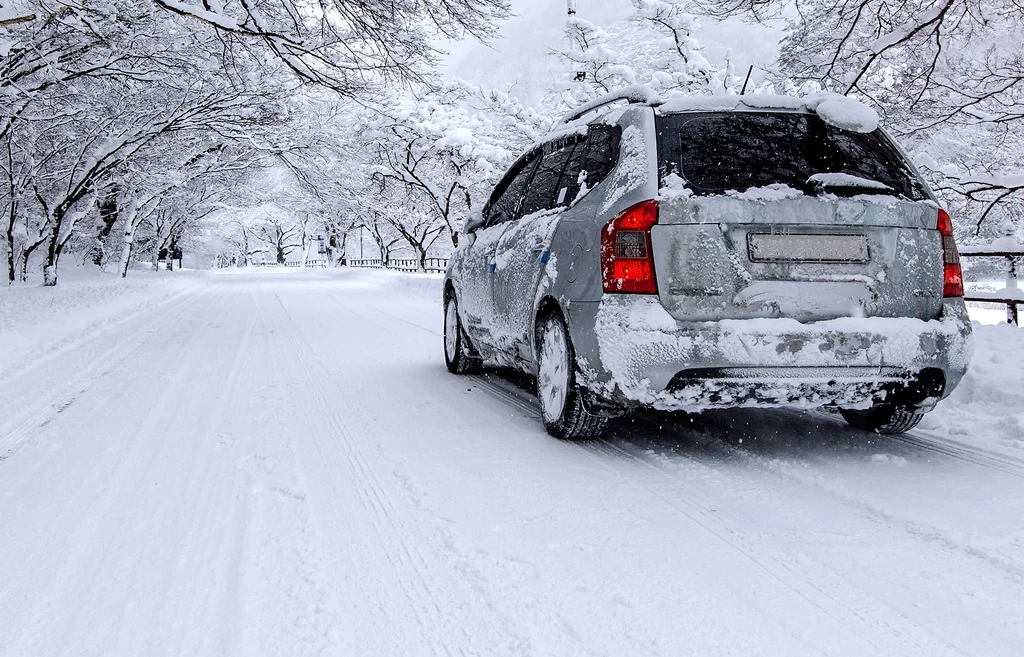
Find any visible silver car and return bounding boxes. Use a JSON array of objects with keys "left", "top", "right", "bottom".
[{"left": 443, "top": 91, "right": 972, "bottom": 439}]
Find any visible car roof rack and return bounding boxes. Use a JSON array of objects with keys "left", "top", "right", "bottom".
[{"left": 559, "top": 85, "right": 663, "bottom": 125}]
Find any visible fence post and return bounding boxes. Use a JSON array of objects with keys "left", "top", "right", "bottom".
[{"left": 1003, "top": 254, "right": 1019, "bottom": 325}]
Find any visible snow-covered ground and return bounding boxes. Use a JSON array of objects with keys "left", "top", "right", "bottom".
[
  {"left": 0, "top": 268, "right": 200, "bottom": 377},
  {"left": 1, "top": 268, "right": 1023, "bottom": 657}
]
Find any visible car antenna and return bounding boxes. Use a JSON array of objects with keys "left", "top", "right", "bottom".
[{"left": 740, "top": 65, "right": 754, "bottom": 95}]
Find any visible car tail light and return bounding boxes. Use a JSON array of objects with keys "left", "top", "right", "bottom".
[
  {"left": 601, "top": 200, "right": 659, "bottom": 294},
  {"left": 938, "top": 209, "right": 963, "bottom": 297}
]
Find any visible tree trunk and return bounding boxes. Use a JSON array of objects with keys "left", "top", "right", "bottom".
[
  {"left": 5, "top": 203, "right": 15, "bottom": 284},
  {"left": 42, "top": 217, "right": 61, "bottom": 286},
  {"left": 332, "top": 231, "right": 348, "bottom": 266},
  {"left": 19, "top": 237, "right": 41, "bottom": 282},
  {"left": 91, "top": 188, "right": 119, "bottom": 266},
  {"left": 117, "top": 202, "right": 140, "bottom": 278},
  {"left": 119, "top": 240, "right": 134, "bottom": 278},
  {"left": 5, "top": 237, "right": 13, "bottom": 284},
  {"left": 119, "top": 222, "right": 136, "bottom": 278},
  {"left": 417, "top": 244, "right": 428, "bottom": 272},
  {"left": 19, "top": 249, "right": 30, "bottom": 282}
]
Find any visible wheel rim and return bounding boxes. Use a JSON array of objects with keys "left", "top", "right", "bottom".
[
  {"left": 538, "top": 320, "right": 570, "bottom": 423},
  {"left": 444, "top": 297, "right": 459, "bottom": 363}
]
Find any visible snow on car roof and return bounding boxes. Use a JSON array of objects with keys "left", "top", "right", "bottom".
[
  {"left": 659, "top": 92, "right": 880, "bottom": 133},
  {"left": 556, "top": 85, "right": 881, "bottom": 134}
]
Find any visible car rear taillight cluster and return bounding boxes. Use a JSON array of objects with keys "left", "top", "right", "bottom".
[
  {"left": 601, "top": 200, "right": 659, "bottom": 294},
  {"left": 937, "top": 209, "right": 963, "bottom": 298}
]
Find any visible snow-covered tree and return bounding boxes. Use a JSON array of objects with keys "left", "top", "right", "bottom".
[
  {"left": 629, "top": 0, "right": 717, "bottom": 97},
  {"left": 695, "top": 0, "right": 1024, "bottom": 239},
  {"left": 547, "top": 1, "right": 724, "bottom": 112},
  {"left": 2, "top": 0, "right": 514, "bottom": 284},
  {"left": 551, "top": 15, "right": 636, "bottom": 106},
  {"left": 360, "top": 89, "right": 513, "bottom": 249},
  {"left": 149, "top": 0, "right": 510, "bottom": 94}
]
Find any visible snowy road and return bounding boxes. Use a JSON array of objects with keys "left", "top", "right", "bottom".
[{"left": 2, "top": 269, "right": 1023, "bottom": 657}]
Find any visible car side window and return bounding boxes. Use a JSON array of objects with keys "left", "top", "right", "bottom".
[
  {"left": 554, "top": 125, "right": 622, "bottom": 207},
  {"left": 582, "top": 124, "right": 621, "bottom": 189},
  {"left": 518, "top": 141, "right": 575, "bottom": 219},
  {"left": 557, "top": 138, "right": 589, "bottom": 207},
  {"left": 486, "top": 154, "right": 538, "bottom": 227}
]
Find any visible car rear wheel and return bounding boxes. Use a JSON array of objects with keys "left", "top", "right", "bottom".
[
  {"left": 444, "top": 293, "right": 482, "bottom": 375},
  {"left": 840, "top": 405, "right": 925, "bottom": 435},
  {"left": 536, "top": 313, "right": 608, "bottom": 440}
]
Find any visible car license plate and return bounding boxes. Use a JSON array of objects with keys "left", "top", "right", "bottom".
[{"left": 747, "top": 233, "right": 869, "bottom": 263}]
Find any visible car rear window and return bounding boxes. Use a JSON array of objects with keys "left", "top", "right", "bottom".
[{"left": 656, "top": 112, "right": 929, "bottom": 200}]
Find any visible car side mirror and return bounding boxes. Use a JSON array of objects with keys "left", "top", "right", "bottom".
[{"left": 464, "top": 213, "right": 486, "bottom": 235}]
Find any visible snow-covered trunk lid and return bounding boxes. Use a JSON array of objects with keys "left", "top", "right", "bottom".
[
  {"left": 651, "top": 110, "right": 943, "bottom": 323},
  {"left": 651, "top": 195, "right": 944, "bottom": 322}
]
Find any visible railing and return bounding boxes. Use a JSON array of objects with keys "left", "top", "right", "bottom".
[
  {"left": 347, "top": 258, "right": 383, "bottom": 269},
  {"left": 349, "top": 257, "right": 449, "bottom": 273},
  {"left": 961, "top": 245, "right": 1023, "bottom": 325},
  {"left": 258, "top": 259, "right": 329, "bottom": 268}
]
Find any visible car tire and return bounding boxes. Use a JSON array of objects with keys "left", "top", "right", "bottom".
[
  {"left": 444, "top": 292, "right": 483, "bottom": 375},
  {"left": 536, "top": 312, "right": 608, "bottom": 440},
  {"left": 839, "top": 406, "right": 925, "bottom": 435}
]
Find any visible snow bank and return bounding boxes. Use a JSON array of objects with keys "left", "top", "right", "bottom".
[
  {"left": 960, "top": 235, "right": 1024, "bottom": 254},
  {"left": 335, "top": 267, "right": 444, "bottom": 301},
  {"left": 923, "top": 322, "right": 1024, "bottom": 456},
  {"left": 0, "top": 269, "right": 200, "bottom": 376}
]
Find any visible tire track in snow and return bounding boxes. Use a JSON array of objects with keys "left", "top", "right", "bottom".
[
  {"left": 796, "top": 408, "right": 1024, "bottom": 480},
  {"left": 470, "top": 372, "right": 1009, "bottom": 657},
  {"left": 893, "top": 430, "right": 1024, "bottom": 479},
  {"left": 608, "top": 415, "right": 1024, "bottom": 654},
  {"left": 684, "top": 418, "right": 1024, "bottom": 582},
  {"left": 230, "top": 284, "right": 343, "bottom": 657},
  {"left": 0, "top": 289, "right": 209, "bottom": 461},
  {"left": 267, "top": 288, "right": 458, "bottom": 656},
  {"left": 268, "top": 287, "right": 529, "bottom": 656},
  {"left": 477, "top": 370, "right": 1024, "bottom": 576},
  {"left": 0, "top": 286, "right": 243, "bottom": 657}
]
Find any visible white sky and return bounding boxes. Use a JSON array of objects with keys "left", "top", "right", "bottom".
[{"left": 441, "top": 0, "right": 784, "bottom": 106}]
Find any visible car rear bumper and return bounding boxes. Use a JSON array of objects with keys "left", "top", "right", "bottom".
[{"left": 568, "top": 296, "right": 972, "bottom": 412}]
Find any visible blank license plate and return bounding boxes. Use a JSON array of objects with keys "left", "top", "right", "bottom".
[{"left": 747, "top": 233, "right": 868, "bottom": 263}]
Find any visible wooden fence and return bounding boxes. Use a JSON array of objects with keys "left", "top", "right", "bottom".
[
  {"left": 348, "top": 257, "right": 449, "bottom": 273},
  {"left": 961, "top": 246, "right": 1022, "bottom": 326}
]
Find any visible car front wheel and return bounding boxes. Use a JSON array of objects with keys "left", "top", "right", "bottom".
[{"left": 536, "top": 313, "right": 607, "bottom": 440}]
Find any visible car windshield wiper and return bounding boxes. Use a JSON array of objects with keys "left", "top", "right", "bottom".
[{"left": 807, "top": 172, "right": 894, "bottom": 197}]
